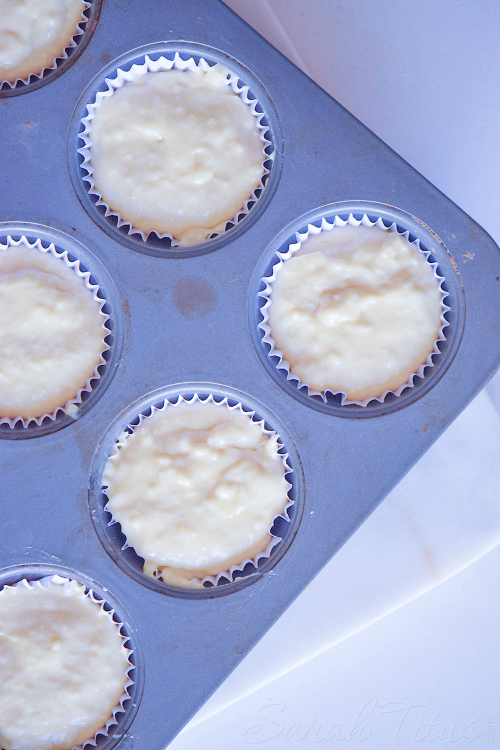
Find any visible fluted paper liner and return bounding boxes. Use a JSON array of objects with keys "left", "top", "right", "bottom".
[
  {"left": 0, "top": 1, "right": 91, "bottom": 90},
  {"left": 0, "top": 235, "right": 110, "bottom": 428},
  {"left": 259, "top": 214, "right": 450, "bottom": 406},
  {"left": 101, "top": 393, "right": 293, "bottom": 589},
  {"left": 78, "top": 52, "right": 273, "bottom": 246},
  {"left": 1, "top": 574, "right": 135, "bottom": 750}
]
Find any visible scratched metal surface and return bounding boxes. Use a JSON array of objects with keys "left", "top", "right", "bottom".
[{"left": 1, "top": 0, "right": 500, "bottom": 748}]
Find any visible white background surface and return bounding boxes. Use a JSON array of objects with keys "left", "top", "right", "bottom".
[{"left": 169, "top": 2, "right": 500, "bottom": 748}]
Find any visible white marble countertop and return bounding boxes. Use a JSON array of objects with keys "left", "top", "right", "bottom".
[{"left": 169, "top": 1, "right": 500, "bottom": 747}]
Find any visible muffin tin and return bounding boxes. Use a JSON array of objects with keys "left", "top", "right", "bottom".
[{"left": 1, "top": 0, "right": 500, "bottom": 747}]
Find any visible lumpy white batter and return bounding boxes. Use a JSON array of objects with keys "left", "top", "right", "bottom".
[
  {"left": 0, "top": 244, "right": 105, "bottom": 419},
  {"left": 88, "top": 65, "right": 265, "bottom": 244},
  {"left": 267, "top": 225, "right": 443, "bottom": 401},
  {"left": 103, "top": 400, "right": 289, "bottom": 584},
  {"left": 0, "top": 580, "right": 129, "bottom": 750},
  {"left": 0, "top": 0, "right": 85, "bottom": 83}
]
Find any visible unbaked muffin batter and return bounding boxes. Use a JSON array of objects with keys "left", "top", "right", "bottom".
[
  {"left": 0, "top": 0, "right": 85, "bottom": 83},
  {"left": 0, "top": 580, "right": 129, "bottom": 750},
  {"left": 0, "top": 243, "right": 106, "bottom": 420},
  {"left": 266, "top": 224, "right": 443, "bottom": 401},
  {"left": 88, "top": 65, "right": 265, "bottom": 244},
  {"left": 103, "top": 399, "right": 289, "bottom": 585}
]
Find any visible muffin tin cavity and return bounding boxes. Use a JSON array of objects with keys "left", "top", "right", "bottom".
[
  {"left": 88, "top": 383, "right": 303, "bottom": 599},
  {"left": 68, "top": 41, "right": 282, "bottom": 258},
  {"left": 0, "top": 223, "right": 123, "bottom": 439},
  {"left": 251, "top": 202, "right": 464, "bottom": 418},
  {"left": 0, "top": 563, "right": 143, "bottom": 750},
  {"left": 0, "top": 0, "right": 101, "bottom": 96}
]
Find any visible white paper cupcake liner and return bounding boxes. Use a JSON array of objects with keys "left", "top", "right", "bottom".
[
  {"left": 0, "top": 1, "right": 91, "bottom": 90},
  {"left": 78, "top": 52, "right": 273, "bottom": 246},
  {"left": 1, "top": 574, "right": 135, "bottom": 750},
  {"left": 0, "top": 234, "right": 110, "bottom": 428},
  {"left": 102, "top": 393, "right": 294, "bottom": 588},
  {"left": 259, "top": 213, "right": 451, "bottom": 407}
]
